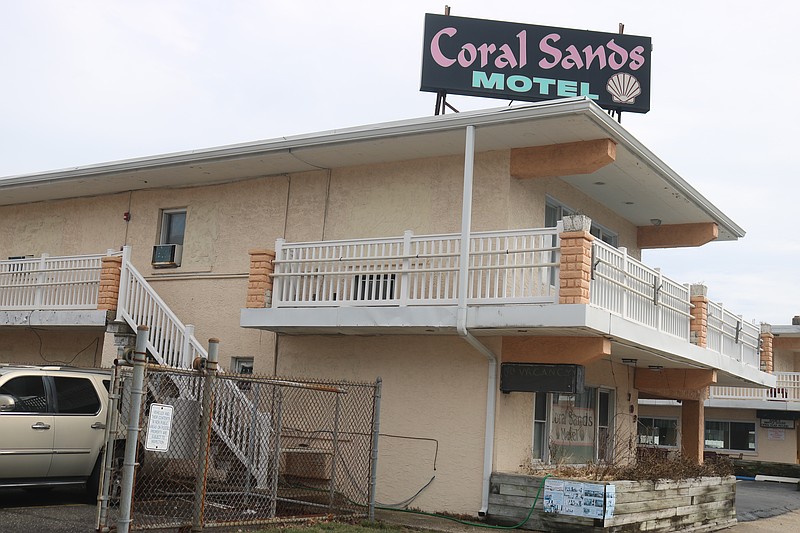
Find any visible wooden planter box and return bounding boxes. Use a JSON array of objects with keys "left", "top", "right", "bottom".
[{"left": 489, "top": 473, "right": 736, "bottom": 532}]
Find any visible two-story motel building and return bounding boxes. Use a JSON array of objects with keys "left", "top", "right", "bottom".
[{"left": 0, "top": 98, "right": 776, "bottom": 514}]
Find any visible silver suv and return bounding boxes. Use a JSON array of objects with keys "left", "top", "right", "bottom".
[{"left": 0, "top": 365, "right": 115, "bottom": 495}]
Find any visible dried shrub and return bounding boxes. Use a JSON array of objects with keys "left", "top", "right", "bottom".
[{"left": 522, "top": 446, "right": 733, "bottom": 482}]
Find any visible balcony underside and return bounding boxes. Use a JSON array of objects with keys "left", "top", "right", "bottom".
[
  {"left": 241, "top": 303, "right": 775, "bottom": 388},
  {"left": 0, "top": 310, "right": 108, "bottom": 328}
]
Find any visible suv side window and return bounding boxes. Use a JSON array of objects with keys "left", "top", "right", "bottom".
[
  {"left": 0, "top": 376, "right": 48, "bottom": 413},
  {"left": 53, "top": 377, "right": 101, "bottom": 414}
]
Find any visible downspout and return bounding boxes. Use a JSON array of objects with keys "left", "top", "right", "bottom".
[{"left": 456, "top": 124, "right": 499, "bottom": 517}]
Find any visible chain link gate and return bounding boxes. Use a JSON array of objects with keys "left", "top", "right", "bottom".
[{"left": 96, "top": 355, "right": 381, "bottom": 531}]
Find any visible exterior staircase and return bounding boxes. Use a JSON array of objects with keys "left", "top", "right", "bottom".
[{"left": 114, "top": 247, "right": 271, "bottom": 487}]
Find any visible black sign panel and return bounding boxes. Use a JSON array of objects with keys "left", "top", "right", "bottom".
[
  {"left": 757, "top": 409, "right": 800, "bottom": 421},
  {"left": 500, "top": 363, "right": 585, "bottom": 393},
  {"left": 421, "top": 14, "right": 652, "bottom": 113}
]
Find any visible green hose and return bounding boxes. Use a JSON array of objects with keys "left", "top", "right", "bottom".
[{"left": 376, "top": 474, "right": 551, "bottom": 530}]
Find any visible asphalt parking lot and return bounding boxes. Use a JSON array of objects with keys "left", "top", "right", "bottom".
[
  {"left": 2, "top": 480, "right": 800, "bottom": 532},
  {"left": 0, "top": 487, "right": 97, "bottom": 533},
  {"left": 735, "top": 479, "right": 800, "bottom": 521}
]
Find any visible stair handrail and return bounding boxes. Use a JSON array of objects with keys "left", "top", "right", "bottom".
[
  {"left": 116, "top": 247, "right": 203, "bottom": 368},
  {"left": 115, "top": 247, "right": 270, "bottom": 486}
]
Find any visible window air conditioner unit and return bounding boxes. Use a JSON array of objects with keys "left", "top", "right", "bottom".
[{"left": 152, "top": 244, "right": 183, "bottom": 268}]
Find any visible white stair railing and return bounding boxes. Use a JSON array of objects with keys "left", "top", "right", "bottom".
[{"left": 116, "top": 246, "right": 270, "bottom": 486}]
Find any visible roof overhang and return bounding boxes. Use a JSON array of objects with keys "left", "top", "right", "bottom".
[{"left": 0, "top": 98, "right": 744, "bottom": 240}]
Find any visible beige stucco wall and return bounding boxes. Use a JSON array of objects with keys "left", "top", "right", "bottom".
[
  {"left": 0, "top": 193, "right": 129, "bottom": 256},
  {"left": 0, "top": 327, "right": 105, "bottom": 367},
  {"left": 275, "top": 335, "right": 492, "bottom": 514}
]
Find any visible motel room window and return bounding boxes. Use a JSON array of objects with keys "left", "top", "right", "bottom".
[
  {"left": 704, "top": 420, "right": 756, "bottom": 452},
  {"left": 637, "top": 417, "right": 679, "bottom": 447},
  {"left": 534, "top": 387, "right": 615, "bottom": 464},
  {"left": 231, "top": 357, "right": 254, "bottom": 390},
  {"left": 545, "top": 197, "right": 618, "bottom": 247},
  {"left": 160, "top": 209, "right": 186, "bottom": 246},
  {"left": 231, "top": 357, "right": 254, "bottom": 375}
]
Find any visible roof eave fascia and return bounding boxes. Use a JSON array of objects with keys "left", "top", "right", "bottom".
[
  {"left": 0, "top": 98, "right": 594, "bottom": 191},
  {"left": 580, "top": 105, "right": 746, "bottom": 240}
]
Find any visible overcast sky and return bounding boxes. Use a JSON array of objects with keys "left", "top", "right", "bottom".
[{"left": 1, "top": 1, "right": 798, "bottom": 325}]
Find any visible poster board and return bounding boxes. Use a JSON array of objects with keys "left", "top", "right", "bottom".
[{"left": 543, "top": 478, "right": 614, "bottom": 519}]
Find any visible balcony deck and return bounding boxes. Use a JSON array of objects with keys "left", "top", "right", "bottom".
[
  {"left": 706, "top": 372, "right": 800, "bottom": 409},
  {"left": 0, "top": 252, "right": 111, "bottom": 327},
  {"left": 240, "top": 227, "right": 771, "bottom": 387}
]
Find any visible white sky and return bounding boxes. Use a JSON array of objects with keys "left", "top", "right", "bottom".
[{"left": 1, "top": 1, "right": 798, "bottom": 325}]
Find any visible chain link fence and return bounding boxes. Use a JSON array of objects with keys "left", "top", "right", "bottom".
[{"left": 97, "top": 360, "right": 381, "bottom": 531}]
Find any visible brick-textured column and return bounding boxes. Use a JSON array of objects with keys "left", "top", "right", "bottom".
[
  {"left": 247, "top": 249, "right": 275, "bottom": 309},
  {"left": 689, "top": 284, "right": 709, "bottom": 348},
  {"left": 559, "top": 216, "right": 594, "bottom": 305},
  {"left": 681, "top": 389, "right": 708, "bottom": 464},
  {"left": 98, "top": 255, "right": 122, "bottom": 311},
  {"left": 760, "top": 323, "right": 774, "bottom": 373}
]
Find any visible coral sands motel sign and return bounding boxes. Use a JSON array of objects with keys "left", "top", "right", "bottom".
[{"left": 421, "top": 14, "right": 652, "bottom": 113}]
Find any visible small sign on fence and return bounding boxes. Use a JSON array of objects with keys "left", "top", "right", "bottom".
[{"left": 145, "top": 403, "right": 174, "bottom": 452}]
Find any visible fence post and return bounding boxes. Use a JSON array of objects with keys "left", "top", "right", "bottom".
[
  {"left": 96, "top": 358, "right": 123, "bottom": 532},
  {"left": 329, "top": 392, "right": 342, "bottom": 510},
  {"left": 270, "top": 387, "right": 284, "bottom": 518},
  {"left": 117, "top": 326, "right": 149, "bottom": 533},
  {"left": 368, "top": 377, "right": 382, "bottom": 522},
  {"left": 192, "top": 338, "right": 219, "bottom": 532}
]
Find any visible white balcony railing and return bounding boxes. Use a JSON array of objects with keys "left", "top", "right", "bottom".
[
  {"left": 270, "top": 227, "right": 761, "bottom": 370},
  {"left": 710, "top": 372, "right": 800, "bottom": 402},
  {"left": 707, "top": 301, "right": 761, "bottom": 368},
  {"left": 272, "top": 228, "right": 560, "bottom": 308},
  {"left": 0, "top": 252, "right": 115, "bottom": 310},
  {"left": 591, "top": 242, "right": 691, "bottom": 340}
]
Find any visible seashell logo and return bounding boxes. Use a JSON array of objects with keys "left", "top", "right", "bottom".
[{"left": 605, "top": 72, "right": 642, "bottom": 105}]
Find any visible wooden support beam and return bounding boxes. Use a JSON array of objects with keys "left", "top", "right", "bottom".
[
  {"left": 637, "top": 223, "right": 718, "bottom": 249},
  {"left": 635, "top": 368, "right": 717, "bottom": 400},
  {"left": 502, "top": 336, "right": 611, "bottom": 365},
  {"left": 510, "top": 139, "right": 616, "bottom": 179}
]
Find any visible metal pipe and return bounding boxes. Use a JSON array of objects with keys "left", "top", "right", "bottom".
[
  {"left": 270, "top": 387, "right": 284, "bottom": 518},
  {"left": 192, "top": 338, "right": 219, "bottom": 532},
  {"left": 95, "top": 358, "right": 122, "bottom": 532},
  {"left": 368, "top": 377, "right": 382, "bottom": 522},
  {"left": 455, "top": 125, "right": 499, "bottom": 517},
  {"left": 117, "top": 326, "right": 148, "bottom": 533},
  {"left": 329, "top": 392, "right": 342, "bottom": 510}
]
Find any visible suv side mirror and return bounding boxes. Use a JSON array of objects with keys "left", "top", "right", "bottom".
[{"left": 0, "top": 394, "right": 16, "bottom": 412}]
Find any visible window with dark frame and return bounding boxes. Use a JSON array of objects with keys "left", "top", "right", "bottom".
[
  {"left": 637, "top": 416, "right": 679, "bottom": 447},
  {"left": 160, "top": 209, "right": 186, "bottom": 246},
  {"left": 532, "top": 387, "right": 615, "bottom": 464},
  {"left": 704, "top": 420, "right": 756, "bottom": 452},
  {"left": 545, "top": 197, "right": 618, "bottom": 247}
]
